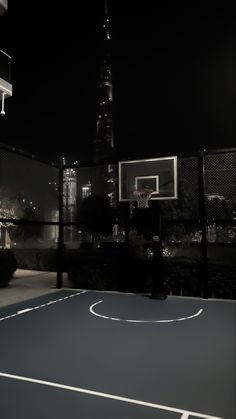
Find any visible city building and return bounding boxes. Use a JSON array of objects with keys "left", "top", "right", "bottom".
[
  {"left": 93, "top": 0, "right": 114, "bottom": 163},
  {"left": 62, "top": 158, "right": 78, "bottom": 242},
  {"left": 74, "top": 1, "right": 117, "bottom": 210},
  {"left": 92, "top": 0, "right": 117, "bottom": 207}
]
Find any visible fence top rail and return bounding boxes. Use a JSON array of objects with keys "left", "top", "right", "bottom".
[
  {"left": 204, "top": 147, "right": 236, "bottom": 155},
  {"left": 0, "top": 142, "right": 60, "bottom": 169},
  {"left": 0, "top": 218, "right": 59, "bottom": 226},
  {"left": 1, "top": 142, "right": 235, "bottom": 171},
  {"left": 62, "top": 148, "right": 236, "bottom": 170}
]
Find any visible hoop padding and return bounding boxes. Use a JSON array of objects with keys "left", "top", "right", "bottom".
[{"left": 133, "top": 189, "right": 153, "bottom": 208}]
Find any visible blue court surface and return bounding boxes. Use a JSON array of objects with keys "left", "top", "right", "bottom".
[{"left": 0, "top": 290, "right": 235, "bottom": 419}]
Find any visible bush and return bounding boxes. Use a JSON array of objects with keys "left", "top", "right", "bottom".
[
  {"left": 208, "top": 264, "right": 236, "bottom": 299},
  {"left": 13, "top": 249, "right": 57, "bottom": 271},
  {"left": 163, "top": 257, "right": 201, "bottom": 296},
  {"left": 163, "top": 257, "right": 236, "bottom": 299},
  {"left": 0, "top": 249, "right": 18, "bottom": 287},
  {"left": 65, "top": 245, "right": 127, "bottom": 291}
]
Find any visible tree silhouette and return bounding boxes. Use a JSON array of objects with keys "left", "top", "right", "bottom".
[{"left": 79, "top": 195, "right": 114, "bottom": 246}]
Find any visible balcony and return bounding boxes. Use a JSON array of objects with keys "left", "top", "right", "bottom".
[{"left": 0, "top": 49, "right": 12, "bottom": 97}]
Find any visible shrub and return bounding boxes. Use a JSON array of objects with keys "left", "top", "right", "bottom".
[
  {"left": 0, "top": 249, "right": 18, "bottom": 287},
  {"left": 66, "top": 245, "right": 127, "bottom": 291},
  {"left": 13, "top": 249, "right": 57, "bottom": 271}
]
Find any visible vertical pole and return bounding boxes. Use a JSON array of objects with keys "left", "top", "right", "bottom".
[
  {"left": 57, "top": 165, "right": 64, "bottom": 288},
  {"left": 1, "top": 92, "right": 6, "bottom": 116},
  {"left": 198, "top": 150, "right": 208, "bottom": 298},
  {"left": 123, "top": 201, "right": 130, "bottom": 291},
  {"left": 150, "top": 202, "right": 166, "bottom": 300}
]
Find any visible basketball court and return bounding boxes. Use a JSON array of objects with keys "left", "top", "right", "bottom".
[
  {"left": 0, "top": 289, "right": 235, "bottom": 419},
  {"left": 0, "top": 40, "right": 235, "bottom": 417}
]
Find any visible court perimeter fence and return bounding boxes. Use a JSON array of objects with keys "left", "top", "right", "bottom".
[{"left": 0, "top": 142, "right": 235, "bottom": 298}]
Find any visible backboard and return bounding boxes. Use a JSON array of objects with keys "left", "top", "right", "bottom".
[{"left": 119, "top": 156, "right": 177, "bottom": 201}]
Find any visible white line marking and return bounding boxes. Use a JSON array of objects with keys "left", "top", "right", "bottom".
[
  {"left": 0, "top": 291, "right": 87, "bottom": 322},
  {"left": 17, "top": 308, "right": 33, "bottom": 314},
  {"left": 0, "top": 372, "right": 222, "bottom": 419},
  {"left": 89, "top": 301, "right": 204, "bottom": 323}
]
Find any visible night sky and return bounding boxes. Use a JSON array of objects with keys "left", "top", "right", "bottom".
[{"left": 0, "top": 2, "right": 235, "bottom": 165}]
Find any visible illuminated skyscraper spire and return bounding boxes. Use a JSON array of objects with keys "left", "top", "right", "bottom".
[
  {"left": 94, "top": 0, "right": 114, "bottom": 163},
  {"left": 104, "top": 0, "right": 110, "bottom": 40}
]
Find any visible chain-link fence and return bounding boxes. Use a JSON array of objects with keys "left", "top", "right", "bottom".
[
  {"left": 0, "top": 143, "right": 60, "bottom": 288},
  {"left": 62, "top": 149, "right": 236, "bottom": 298},
  {"left": 0, "top": 144, "right": 235, "bottom": 297}
]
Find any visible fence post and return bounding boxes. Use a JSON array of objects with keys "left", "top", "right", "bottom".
[
  {"left": 57, "top": 165, "right": 64, "bottom": 288},
  {"left": 123, "top": 201, "right": 130, "bottom": 291},
  {"left": 198, "top": 150, "right": 209, "bottom": 298},
  {"left": 149, "top": 202, "right": 166, "bottom": 300}
]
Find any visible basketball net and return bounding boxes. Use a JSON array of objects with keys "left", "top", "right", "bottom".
[{"left": 132, "top": 189, "right": 153, "bottom": 208}]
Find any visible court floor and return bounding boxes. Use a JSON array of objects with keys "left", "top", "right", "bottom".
[{"left": 0, "top": 290, "right": 235, "bottom": 419}]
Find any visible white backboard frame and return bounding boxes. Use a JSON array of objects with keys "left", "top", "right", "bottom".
[{"left": 119, "top": 156, "right": 178, "bottom": 201}]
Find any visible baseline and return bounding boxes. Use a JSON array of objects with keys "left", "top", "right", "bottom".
[
  {"left": 0, "top": 372, "right": 222, "bottom": 419},
  {"left": 89, "top": 300, "right": 203, "bottom": 323}
]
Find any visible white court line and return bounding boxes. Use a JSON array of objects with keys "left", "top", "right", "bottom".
[
  {"left": 0, "top": 372, "right": 222, "bottom": 419},
  {"left": 0, "top": 291, "right": 87, "bottom": 322},
  {"left": 17, "top": 308, "right": 33, "bottom": 314},
  {"left": 89, "top": 300, "right": 204, "bottom": 323}
]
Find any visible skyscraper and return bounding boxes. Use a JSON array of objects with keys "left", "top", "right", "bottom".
[
  {"left": 92, "top": 0, "right": 117, "bottom": 207},
  {"left": 93, "top": 0, "right": 114, "bottom": 163}
]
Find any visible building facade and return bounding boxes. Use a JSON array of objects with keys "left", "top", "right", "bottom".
[{"left": 92, "top": 0, "right": 117, "bottom": 207}]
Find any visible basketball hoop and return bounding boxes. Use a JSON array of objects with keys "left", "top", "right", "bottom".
[{"left": 133, "top": 188, "right": 153, "bottom": 208}]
